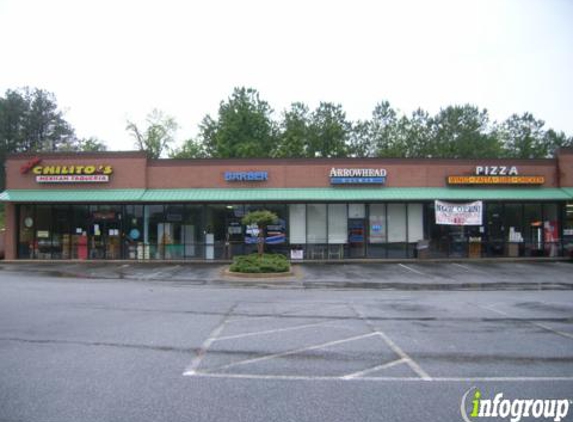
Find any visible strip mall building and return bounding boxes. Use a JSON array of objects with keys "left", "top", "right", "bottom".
[{"left": 1, "top": 149, "right": 573, "bottom": 261}]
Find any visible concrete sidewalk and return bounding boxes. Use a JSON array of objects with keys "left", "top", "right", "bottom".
[{"left": 0, "top": 259, "right": 572, "bottom": 290}]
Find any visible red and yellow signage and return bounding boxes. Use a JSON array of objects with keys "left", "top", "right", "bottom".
[
  {"left": 21, "top": 158, "right": 113, "bottom": 183},
  {"left": 447, "top": 175, "right": 545, "bottom": 185}
]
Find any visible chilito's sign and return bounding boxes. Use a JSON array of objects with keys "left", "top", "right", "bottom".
[
  {"left": 21, "top": 158, "right": 113, "bottom": 183},
  {"left": 330, "top": 168, "right": 387, "bottom": 185},
  {"left": 447, "top": 165, "right": 545, "bottom": 185}
]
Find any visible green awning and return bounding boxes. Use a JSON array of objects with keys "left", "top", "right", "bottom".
[
  {"left": 561, "top": 188, "right": 573, "bottom": 199},
  {"left": 1, "top": 187, "right": 571, "bottom": 203},
  {"left": 141, "top": 187, "right": 572, "bottom": 201},
  {"left": 0, "top": 189, "right": 146, "bottom": 202}
]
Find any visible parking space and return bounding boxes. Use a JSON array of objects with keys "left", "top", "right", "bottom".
[{"left": 181, "top": 294, "right": 573, "bottom": 383}]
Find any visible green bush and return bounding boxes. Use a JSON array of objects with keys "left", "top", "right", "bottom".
[{"left": 230, "top": 253, "right": 290, "bottom": 273}]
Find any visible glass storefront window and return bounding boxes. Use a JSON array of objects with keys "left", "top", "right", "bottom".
[
  {"left": 407, "top": 204, "right": 424, "bottom": 243},
  {"left": 307, "top": 204, "right": 327, "bottom": 243},
  {"left": 387, "top": 204, "right": 406, "bottom": 242},
  {"left": 369, "top": 204, "right": 386, "bottom": 244},
  {"left": 543, "top": 203, "right": 560, "bottom": 257},
  {"left": 53, "top": 205, "right": 70, "bottom": 259},
  {"left": 35, "top": 205, "right": 53, "bottom": 259},
  {"left": 164, "top": 205, "right": 184, "bottom": 259},
  {"left": 124, "top": 205, "right": 143, "bottom": 259},
  {"left": 183, "top": 205, "right": 203, "bottom": 258},
  {"left": 349, "top": 204, "right": 365, "bottom": 219},
  {"left": 486, "top": 203, "right": 504, "bottom": 257},
  {"left": 524, "top": 204, "right": 543, "bottom": 256},
  {"left": 328, "top": 204, "right": 347, "bottom": 244},
  {"left": 18, "top": 204, "right": 35, "bottom": 259},
  {"left": 146, "top": 205, "right": 164, "bottom": 259},
  {"left": 288, "top": 204, "right": 306, "bottom": 244},
  {"left": 70, "top": 205, "right": 89, "bottom": 259}
]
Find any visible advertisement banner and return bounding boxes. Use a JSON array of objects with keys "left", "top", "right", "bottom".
[{"left": 435, "top": 200, "right": 483, "bottom": 226}]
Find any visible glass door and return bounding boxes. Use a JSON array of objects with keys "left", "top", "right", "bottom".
[
  {"left": 348, "top": 218, "right": 366, "bottom": 258},
  {"left": 89, "top": 207, "right": 122, "bottom": 259}
]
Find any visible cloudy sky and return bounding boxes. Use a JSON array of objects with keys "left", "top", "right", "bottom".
[{"left": 0, "top": 0, "right": 571, "bottom": 151}]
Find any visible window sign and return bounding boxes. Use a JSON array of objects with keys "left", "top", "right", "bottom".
[
  {"left": 266, "top": 219, "right": 286, "bottom": 244},
  {"left": 435, "top": 200, "right": 483, "bottom": 225}
]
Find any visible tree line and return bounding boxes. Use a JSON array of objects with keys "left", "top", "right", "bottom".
[
  {"left": 2, "top": 86, "right": 572, "bottom": 188},
  {"left": 168, "top": 87, "right": 572, "bottom": 160}
]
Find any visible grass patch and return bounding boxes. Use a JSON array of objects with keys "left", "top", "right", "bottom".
[{"left": 229, "top": 253, "right": 290, "bottom": 274}]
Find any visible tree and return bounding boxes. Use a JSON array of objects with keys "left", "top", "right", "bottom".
[
  {"left": 369, "top": 101, "right": 402, "bottom": 157},
  {"left": 542, "top": 129, "right": 573, "bottom": 157},
  {"left": 57, "top": 137, "right": 108, "bottom": 152},
  {"left": 241, "top": 210, "right": 278, "bottom": 256},
  {"left": 431, "top": 105, "right": 501, "bottom": 158},
  {"left": 200, "top": 87, "right": 275, "bottom": 158},
  {"left": 126, "top": 109, "right": 177, "bottom": 159},
  {"left": 399, "top": 108, "right": 435, "bottom": 158},
  {"left": 348, "top": 120, "right": 372, "bottom": 158},
  {"left": 0, "top": 87, "right": 77, "bottom": 189},
  {"left": 498, "top": 113, "right": 547, "bottom": 158},
  {"left": 0, "top": 87, "right": 76, "bottom": 153},
  {"left": 77, "top": 137, "right": 108, "bottom": 152},
  {"left": 169, "top": 138, "right": 208, "bottom": 158},
  {"left": 307, "top": 102, "right": 350, "bottom": 158},
  {"left": 274, "top": 102, "right": 311, "bottom": 158}
]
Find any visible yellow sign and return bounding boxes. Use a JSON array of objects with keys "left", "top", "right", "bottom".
[{"left": 447, "top": 175, "right": 545, "bottom": 185}]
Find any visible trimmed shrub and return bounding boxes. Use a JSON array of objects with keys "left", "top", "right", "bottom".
[{"left": 230, "top": 253, "right": 290, "bottom": 273}]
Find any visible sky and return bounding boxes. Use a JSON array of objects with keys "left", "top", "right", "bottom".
[{"left": 0, "top": 0, "right": 572, "bottom": 151}]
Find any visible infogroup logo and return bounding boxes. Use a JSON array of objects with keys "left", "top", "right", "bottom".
[{"left": 461, "top": 387, "right": 571, "bottom": 422}]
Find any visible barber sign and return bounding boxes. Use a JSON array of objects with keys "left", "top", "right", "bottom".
[{"left": 435, "top": 200, "right": 483, "bottom": 226}]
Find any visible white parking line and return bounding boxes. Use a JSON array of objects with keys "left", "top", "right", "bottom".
[
  {"left": 144, "top": 265, "right": 181, "bottom": 280},
  {"left": 376, "top": 332, "right": 432, "bottom": 380},
  {"left": 479, "top": 304, "right": 573, "bottom": 341},
  {"left": 187, "top": 372, "right": 573, "bottom": 382},
  {"left": 452, "top": 263, "right": 470, "bottom": 271},
  {"left": 208, "top": 332, "right": 379, "bottom": 372},
  {"left": 452, "top": 263, "right": 491, "bottom": 274},
  {"left": 341, "top": 358, "right": 408, "bottom": 379},
  {"left": 531, "top": 322, "right": 573, "bottom": 341},
  {"left": 349, "top": 302, "right": 432, "bottom": 381},
  {"left": 183, "top": 303, "right": 237, "bottom": 376},
  {"left": 398, "top": 263, "right": 425, "bottom": 276}
]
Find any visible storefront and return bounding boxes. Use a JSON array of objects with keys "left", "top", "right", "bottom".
[{"left": 2, "top": 150, "right": 573, "bottom": 260}]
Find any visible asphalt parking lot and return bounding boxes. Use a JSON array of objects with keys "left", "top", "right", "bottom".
[{"left": 0, "top": 265, "right": 572, "bottom": 422}]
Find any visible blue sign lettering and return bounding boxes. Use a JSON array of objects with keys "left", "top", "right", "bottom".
[{"left": 225, "top": 171, "right": 268, "bottom": 182}]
